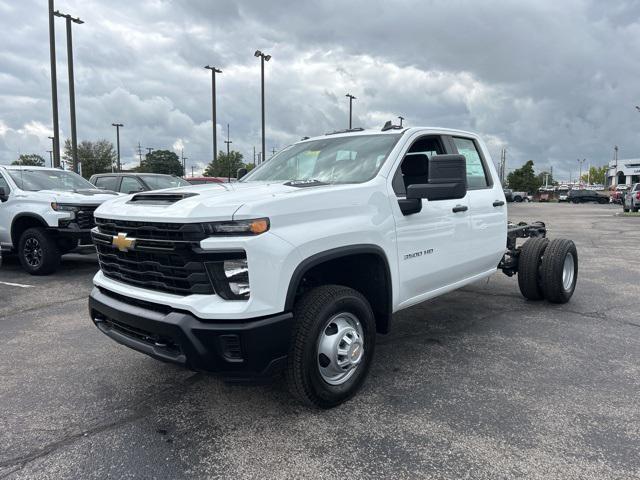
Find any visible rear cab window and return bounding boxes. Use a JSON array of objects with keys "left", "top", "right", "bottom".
[
  {"left": 452, "top": 137, "right": 491, "bottom": 189},
  {"left": 0, "top": 172, "right": 10, "bottom": 192}
]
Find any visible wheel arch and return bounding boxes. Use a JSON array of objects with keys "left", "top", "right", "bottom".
[
  {"left": 285, "top": 245, "right": 393, "bottom": 334},
  {"left": 10, "top": 213, "right": 49, "bottom": 247}
]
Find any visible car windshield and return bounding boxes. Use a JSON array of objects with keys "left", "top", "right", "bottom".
[
  {"left": 242, "top": 134, "right": 401, "bottom": 184},
  {"left": 8, "top": 169, "right": 97, "bottom": 192},
  {"left": 140, "top": 175, "right": 190, "bottom": 190}
]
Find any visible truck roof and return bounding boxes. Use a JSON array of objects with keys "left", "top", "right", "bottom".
[
  {"left": 299, "top": 126, "right": 481, "bottom": 143},
  {"left": 1, "top": 165, "right": 62, "bottom": 171}
]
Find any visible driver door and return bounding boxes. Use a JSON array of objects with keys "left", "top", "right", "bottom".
[
  {"left": 0, "top": 172, "right": 13, "bottom": 248},
  {"left": 389, "top": 134, "right": 473, "bottom": 308}
]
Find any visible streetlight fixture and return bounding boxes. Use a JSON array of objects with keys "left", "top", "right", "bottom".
[
  {"left": 112, "top": 123, "right": 123, "bottom": 172},
  {"left": 204, "top": 65, "right": 222, "bottom": 163},
  {"left": 224, "top": 123, "right": 232, "bottom": 182},
  {"left": 635, "top": 106, "right": 640, "bottom": 113},
  {"left": 53, "top": 10, "right": 83, "bottom": 174},
  {"left": 398, "top": 116, "right": 404, "bottom": 127},
  {"left": 345, "top": 93, "right": 356, "bottom": 129},
  {"left": 48, "top": 0, "right": 61, "bottom": 168},
  {"left": 255, "top": 50, "right": 271, "bottom": 164}
]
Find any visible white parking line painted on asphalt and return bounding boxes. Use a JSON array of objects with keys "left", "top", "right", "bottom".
[{"left": 0, "top": 281, "right": 34, "bottom": 288}]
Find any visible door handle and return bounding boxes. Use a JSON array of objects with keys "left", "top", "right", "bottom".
[
  {"left": 493, "top": 200, "right": 505, "bottom": 207},
  {"left": 452, "top": 205, "right": 468, "bottom": 213}
]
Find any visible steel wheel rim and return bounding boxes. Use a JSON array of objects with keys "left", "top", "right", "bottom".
[
  {"left": 316, "top": 312, "right": 364, "bottom": 386},
  {"left": 562, "top": 252, "right": 575, "bottom": 290}
]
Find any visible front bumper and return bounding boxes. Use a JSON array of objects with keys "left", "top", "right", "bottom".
[{"left": 88, "top": 287, "right": 293, "bottom": 381}]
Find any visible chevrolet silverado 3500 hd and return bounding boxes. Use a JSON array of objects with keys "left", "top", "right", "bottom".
[{"left": 88, "top": 126, "right": 578, "bottom": 408}]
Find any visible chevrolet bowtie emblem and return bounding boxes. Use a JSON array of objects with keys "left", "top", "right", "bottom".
[{"left": 112, "top": 232, "right": 136, "bottom": 252}]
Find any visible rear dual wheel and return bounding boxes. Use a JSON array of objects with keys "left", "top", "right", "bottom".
[{"left": 517, "top": 238, "right": 578, "bottom": 304}]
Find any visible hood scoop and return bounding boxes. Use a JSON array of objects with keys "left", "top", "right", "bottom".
[{"left": 128, "top": 192, "right": 199, "bottom": 205}]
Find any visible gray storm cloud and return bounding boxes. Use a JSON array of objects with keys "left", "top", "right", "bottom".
[{"left": 1, "top": 0, "right": 639, "bottom": 178}]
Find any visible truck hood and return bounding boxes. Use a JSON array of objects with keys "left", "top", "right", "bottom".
[
  {"left": 93, "top": 181, "right": 333, "bottom": 222},
  {"left": 26, "top": 189, "right": 121, "bottom": 204}
]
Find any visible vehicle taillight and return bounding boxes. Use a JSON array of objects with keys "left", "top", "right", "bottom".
[{"left": 636, "top": 191, "right": 640, "bottom": 200}]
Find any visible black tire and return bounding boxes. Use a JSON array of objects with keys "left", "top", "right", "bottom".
[
  {"left": 517, "top": 237, "right": 549, "bottom": 300},
  {"left": 633, "top": 207, "right": 639, "bottom": 213},
  {"left": 540, "top": 239, "right": 578, "bottom": 304},
  {"left": 18, "top": 227, "right": 61, "bottom": 275},
  {"left": 623, "top": 207, "right": 630, "bottom": 213},
  {"left": 598, "top": 198, "right": 607, "bottom": 204},
  {"left": 286, "top": 285, "right": 376, "bottom": 408},
  {"left": 514, "top": 196, "right": 522, "bottom": 202},
  {"left": 571, "top": 198, "right": 579, "bottom": 204}
]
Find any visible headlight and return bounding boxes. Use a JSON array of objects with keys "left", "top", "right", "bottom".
[
  {"left": 202, "top": 218, "right": 269, "bottom": 236},
  {"left": 51, "top": 202, "right": 77, "bottom": 219},
  {"left": 51, "top": 202, "right": 79, "bottom": 212},
  {"left": 206, "top": 257, "right": 250, "bottom": 300}
]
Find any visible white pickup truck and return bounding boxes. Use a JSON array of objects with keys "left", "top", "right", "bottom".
[
  {"left": 88, "top": 126, "right": 578, "bottom": 408},
  {"left": 0, "top": 166, "right": 119, "bottom": 274}
]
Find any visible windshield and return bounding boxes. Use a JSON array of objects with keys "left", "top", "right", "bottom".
[
  {"left": 8, "top": 169, "right": 97, "bottom": 192},
  {"left": 243, "top": 134, "right": 401, "bottom": 184},
  {"left": 140, "top": 175, "right": 190, "bottom": 190}
]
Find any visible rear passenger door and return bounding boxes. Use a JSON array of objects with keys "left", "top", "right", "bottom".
[
  {"left": 450, "top": 136, "right": 506, "bottom": 274},
  {"left": 94, "top": 176, "right": 120, "bottom": 192}
]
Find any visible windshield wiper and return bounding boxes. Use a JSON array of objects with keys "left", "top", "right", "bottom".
[{"left": 283, "top": 179, "right": 329, "bottom": 187}]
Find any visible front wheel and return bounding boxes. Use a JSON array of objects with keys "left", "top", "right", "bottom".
[
  {"left": 286, "top": 285, "right": 376, "bottom": 408},
  {"left": 18, "top": 227, "right": 61, "bottom": 275}
]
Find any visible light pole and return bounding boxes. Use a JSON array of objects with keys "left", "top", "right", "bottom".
[
  {"left": 577, "top": 158, "right": 586, "bottom": 186},
  {"left": 224, "top": 123, "right": 232, "bottom": 182},
  {"left": 613, "top": 145, "right": 618, "bottom": 187},
  {"left": 112, "top": 123, "right": 123, "bottom": 172},
  {"left": 398, "top": 116, "right": 404, "bottom": 127},
  {"left": 254, "top": 50, "right": 271, "bottom": 165},
  {"left": 346, "top": 93, "right": 356, "bottom": 129},
  {"left": 204, "top": 65, "right": 222, "bottom": 163},
  {"left": 48, "top": 0, "right": 60, "bottom": 168},
  {"left": 54, "top": 10, "right": 83, "bottom": 174},
  {"left": 47, "top": 150, "right": 53, "bottom": 167}
]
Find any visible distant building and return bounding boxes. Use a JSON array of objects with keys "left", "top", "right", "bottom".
[{"left": 606, "top": 158, "right": 640, "bottom": 187}]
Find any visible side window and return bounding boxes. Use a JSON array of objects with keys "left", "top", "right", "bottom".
[
  {"left": 452, "top": 137, "right": 490, "bottom": 188},
  {"left": 95, "top": 176, "right": 119, "bottom": 191},
  {"left": 0, "top": 173, "right": 10, "bottom": 192},
  {"left": 120, "top": 177, "right": 145, "bottom": 193},
  {"left": 392, "top": 136, "right": 445, "bottom": 196}
]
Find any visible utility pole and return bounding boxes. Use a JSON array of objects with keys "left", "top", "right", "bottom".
[
  {"left": 577, "top": 158, "right": 586, "bottom": 186},
  {"left": 224, "top": 123, "right": 232, "bottom": 182},
  {"left": 54, "top": 10, "right": 83, "bottom": 173},
  {"left": 48, "top": 0, "right": 60, "bottom": 168},
  {"left": 253, "top": 145, "right": 256, "bottom": 167},
  {"left": 346, "top": 93, "right": 356, "bottom": 129},
  {"left": 613, "top": 145, "right": 619, "bottom": 187},
  {"left": 112, "top": 123, "right": 123, "bottom": 172},
  {"left": 255, "top": 50, "right": 271, "bottom": 165},
  {"left": 398, "top": 116, "right": 404, "bottom": 127},
  {"left": 136, "top": 142, "right": 143, "bottom": 166},
  {"left": 204, "top": 65, "right": 222, "bottom": 164},
  {"left": 181, "top": 149, "right": 187, "bottom": 177},
  {"left": 191, "top": 165, "right": 194, "bottom": 177},
  {"left": 271, "top": 147, "right": 277, "bottom": 157}
]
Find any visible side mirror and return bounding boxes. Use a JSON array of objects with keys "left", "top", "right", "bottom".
[
  {"left": 407, "top": 154, "right": 467, "bottom": 202},
  {"left": 237, "top": 168, "right": 248, "bottom": 180},
  {"left": 0, "top": 187, "right": 8, "bottom": 202}
]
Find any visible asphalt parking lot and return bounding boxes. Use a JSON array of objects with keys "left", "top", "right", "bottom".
[{"left": 1, "top": 202, "right": 639, "bottom": 479}]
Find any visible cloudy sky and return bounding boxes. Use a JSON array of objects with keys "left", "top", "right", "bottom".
[{"left": 1, "top": 0, "right": 639, "bottom": 180}]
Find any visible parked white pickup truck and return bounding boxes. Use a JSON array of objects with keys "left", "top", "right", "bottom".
[
  {"left": 88, "top": 125, "right": 578, "bottom": 407},
  {"left": 0, "top": 166, "right": 119, "bottom": 274}
]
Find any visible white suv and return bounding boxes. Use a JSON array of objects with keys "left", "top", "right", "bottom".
[{"left": 0, "top": 166, "right": 119, "bottom": 274}]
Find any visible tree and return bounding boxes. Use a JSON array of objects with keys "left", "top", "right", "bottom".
[
  {"left": 580, "top": 165, "right": 607, "bottom": 185},
  {"left": 12, "top": 154, "right": 45, "bottom": 167},
  {"left": 139, "top": 150, "right": 183, "bottom": 176},
  {"left": 506, "top": 160, "right": 542, "bottom": 193},
  {"left": 536, "top": 170, "right": 554, "bottom": 188},
  {"left": 63, "top": 139, "right": 116, "bottom": 179},
  {"left": 203, "top": 150, "right": 245, "bottom": 179}
]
